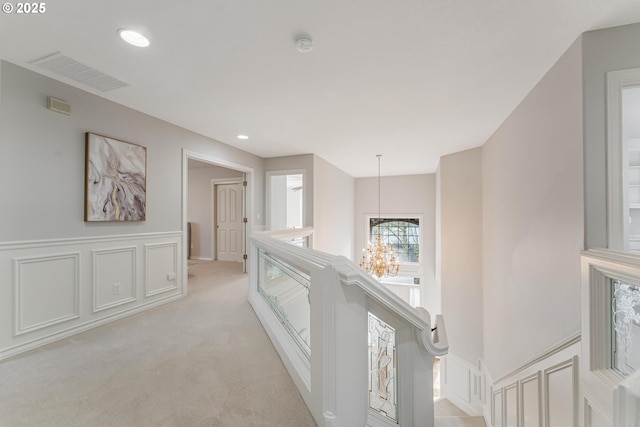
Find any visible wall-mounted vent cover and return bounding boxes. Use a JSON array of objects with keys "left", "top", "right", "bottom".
[
  {"left": 47, "top": 97, "right": 71, "bottom": 115},
  {"left": 30, "top": 52, "right": 129, "bottom": 92}
]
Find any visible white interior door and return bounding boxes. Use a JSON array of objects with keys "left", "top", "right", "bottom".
[{"left": 217, "top": 183, "right": 243, "bottom": 262}]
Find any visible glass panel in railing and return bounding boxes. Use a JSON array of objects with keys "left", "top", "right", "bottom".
[
  {"left": 258, "top": 249, "right": 310, "bottom": 358},
  {"left": 612, "top": 279, "right": 640, "bottom": 375},
  {"left": 286, "top": 236, "right": 309, "bottom": 247},
  {"left": 368, "top": 312, "right": 398, "bottom": 422}
]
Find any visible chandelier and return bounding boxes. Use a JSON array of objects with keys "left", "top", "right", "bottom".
[{"left": 359, "top": 155, "right": 400, "bottom": 278}]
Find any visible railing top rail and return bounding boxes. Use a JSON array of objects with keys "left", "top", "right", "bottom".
[
  {"left": 250, "top": 233, "right": 449, "bottom": 357},
  {"left": 251, "top": 232, "right": 331, "bottom": 270},
  {"left": 259, "top": 227, "right": 314, "bottom": 240}
]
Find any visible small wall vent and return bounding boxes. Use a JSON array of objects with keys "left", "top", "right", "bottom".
[{"left": 47, "top": 97, "right": 71, "bottom": 116}]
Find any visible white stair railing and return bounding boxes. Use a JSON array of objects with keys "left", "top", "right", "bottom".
[{"left": 248, "top": 233, "right": 448, "bottom": 427}]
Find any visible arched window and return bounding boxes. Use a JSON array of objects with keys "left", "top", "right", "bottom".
[{"left": 369, "top": 218, "right": 420, "bottom": 263}]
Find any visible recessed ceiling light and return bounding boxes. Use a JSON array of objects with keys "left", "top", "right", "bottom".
[
  {"left": 118, "top": 29, "right": 150, "bottom": 48},
  {"left": 237, "top": 135, "right": 249, "bottom": 140}
]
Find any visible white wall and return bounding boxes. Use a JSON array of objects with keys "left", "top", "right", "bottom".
[
  {"left": 583, "top": 22, "right": 640, "bottom": 249},
  {"left": 482, "top": 37, "right": 583, "bottom": 378},
  {"left": 354, "top": 174, "right": 438, "bottom": 315},
  {"left": 0, "top": 61, "right": 264, "bottom": 358},
  {"left": 187, "top": 163, "right": 243, "bottom": 260},
  {"left": 439, "top": 148, "right": 483, "bottom": 368},
  {"left": 313, "top": 155, "right": 354, "bottom": 258}
]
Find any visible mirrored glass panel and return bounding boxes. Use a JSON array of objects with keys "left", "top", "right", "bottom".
[
  {"left": 258, "top": 249, "right": 310, "bottom": 358},
  {"left": 612, "top": 279, "right": 640, "bottom": 375},
  {"left": 368, "top": 312, "right": 398, "bottom": 422}
]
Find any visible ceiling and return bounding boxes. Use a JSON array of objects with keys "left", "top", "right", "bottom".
[{"left": 2, "top": 1, "right": 640, "bottom": 177}]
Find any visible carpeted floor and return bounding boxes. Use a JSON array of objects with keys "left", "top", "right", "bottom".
[
  {"left": 434, "top": 399, "right": 487, "bottom": 427},
  {"left": 0, "top": 260, "right": 484, "bottom": 427},
  {"left": 0, "top": 260, "right": 315, "bottom": 427}
]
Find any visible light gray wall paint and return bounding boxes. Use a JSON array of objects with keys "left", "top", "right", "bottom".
[
  {"left": 265, "top": 154, "right": 314, "bottom": 228},
  {"left": 354, "top": 174, "right": 438, "bottom": 316},
  {"left": 187, "top": 164, "right": 243, "bottom": 260},
  {"left": 583, "top": 22, "right": 640, "bottom": 249},
  {"left": 313, "top": 155, "right": 354, "bottom": 258},
  {"left": 439, "top": 148, "right": 483, "bottom": 366},
  {"left": 482, "top": 38, "right": 583, "bottom": 378},
  {"left": 0, "top": 61, "right": 265, "bottom": 242}
]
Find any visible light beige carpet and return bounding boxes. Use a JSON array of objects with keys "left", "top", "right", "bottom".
[
  {"left": 435, "top": 399, "right": 487, "bottom": 427},
  {"left": 0, "top": 260, "right": 316, "bottom": 427},
  {"left": 0, "top": 260, "right": 484, "bottom": 427}
]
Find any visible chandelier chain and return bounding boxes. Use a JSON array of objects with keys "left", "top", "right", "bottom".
[{"left": 359, "top": 154, "right": 400, "bottom": 279}]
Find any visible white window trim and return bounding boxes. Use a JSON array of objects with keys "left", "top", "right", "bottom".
[
  {"left": 607, "top": 68, "right": 640, "bottom": 251},
  {"left": 266, "top": 169, "right": 306, "bottom": 231}
]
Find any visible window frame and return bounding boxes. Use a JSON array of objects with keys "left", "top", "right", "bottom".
[
  {"left": 363, "top": 213, "right": 424, "bottom": 279},
  {"left": 607, "top": 68, "right": 640, "bottom": 251},
  {"left": 266, "top": 169, "right": 306, "bottom": 231}
]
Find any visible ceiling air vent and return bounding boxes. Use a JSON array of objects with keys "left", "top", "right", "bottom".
[
  {"left": 47, "top": 97, "right": 71, "bottom": 116},
  {"left": 29, "top": 52, "right": 129, "bottom": 92}
]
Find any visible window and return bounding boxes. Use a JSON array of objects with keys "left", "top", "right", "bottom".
[
  {"left": 369, "top": 218, "right": 420, "bottom": 263},
  {"left": 267, "top": 170, "right": 304, "bottom": 230},
  {"left": 365, "top": 215, "right": 423, "bottom": 308},
  {"left": 607, "top": 68, "right": 640, "bottom": 253},
  {"left": 611, "top": 278, "right": 640, "bottom": 375}
]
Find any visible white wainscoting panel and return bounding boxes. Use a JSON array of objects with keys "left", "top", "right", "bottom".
[
  {"left": 145, "top": 242, "right": 178, "bottom": 297},
  {"left": 480, "top": 337, "right": 580, "bottom": 427},
  {"left": 493, "top": 389, "right": 503, "bottom": 427},
  {"left": 0, "top": 232, "right": 182, "bottom": 360},
  {"left": 93, "top": 247, "right": 136, "bottom": 312},
  {"left": 441, "top": 353, "right": 481, "bottom": 416},
  {"left": 544, "top": 357, "right": 579, "bottom": 427},
  {"left": 13, "top": 252, "right": 80, "bottom": 335},
  {"left": 504, "top": 383, "right": 518, "bottom": 427},
  {"left": 520, "top": 373, "right": 541, "bottom": 427},
  {"left": 585, "top": 398, "right": 611, "bottom": 427}
]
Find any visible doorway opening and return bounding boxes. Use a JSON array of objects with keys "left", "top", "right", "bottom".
[{"left": 182, "top": 150, "right": 254, "bottom": 293}]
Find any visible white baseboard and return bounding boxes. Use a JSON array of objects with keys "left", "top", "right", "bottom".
[{"left": 0, "top": 292, "right": 182, "bottom": 361}]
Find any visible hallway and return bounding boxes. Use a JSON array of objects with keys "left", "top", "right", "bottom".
[
  {"left": 0, "top": 261, "right": 314, "bottom": 427},
  {"left": 0, "top": 260, "right": 483, "bottom": 426}
]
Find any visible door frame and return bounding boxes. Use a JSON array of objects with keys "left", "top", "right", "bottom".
[
  {"left": 182, "top": 149, "right": 254, "bottom": 295},
  {"left": 211, "top": 179, "right": 244, "bottom": 262}
]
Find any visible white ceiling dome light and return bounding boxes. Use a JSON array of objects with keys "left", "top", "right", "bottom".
[
  {"left": 118, "top": 29, "right": 150, "bottom": 47},
  {"left": 295, "top": 35, "right": 313, "bottom": 53}
]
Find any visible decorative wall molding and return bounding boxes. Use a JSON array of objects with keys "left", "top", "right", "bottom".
[
  {"left": 13, "top": 252, "right": 80, "bottom": 336},
  {"left": 503, "top": 382, "right": 518, "bottom": 426},
  {"left": 492, "top": 389, "right": 503, "bottom": 427},
  {"left": 543, "top": 356, "right": 579, "bottom": 427},
  {"left": 584, "top": 395, "right": 611, "bottom": 427},
  {"left": 1, "top": 232, "right": 183, "bottom": 361},
  {"left": 441, "top": 352, "right": 482, "bottom": 416},
  {"left": 493, "top": 333, "right": 581, "bottom": 384},
  {"left": 92, "top": 246, "right": 137, "bottom": 312},
  {"left": 441, "top": 336, "right": 581, "bottom": 426},
  {"left": 144, "top": 242, "right": 179, "bottom": 297},
  {"left": 519, "top": 372, "right": 542, "bottom": 427},
  {"left": 0, "top": 231, "right": 182, "bottom": 251}
]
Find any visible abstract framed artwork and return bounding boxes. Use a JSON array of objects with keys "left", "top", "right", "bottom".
[{"left": 84, "top": 133, "right": 147, "bottom": 222}]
